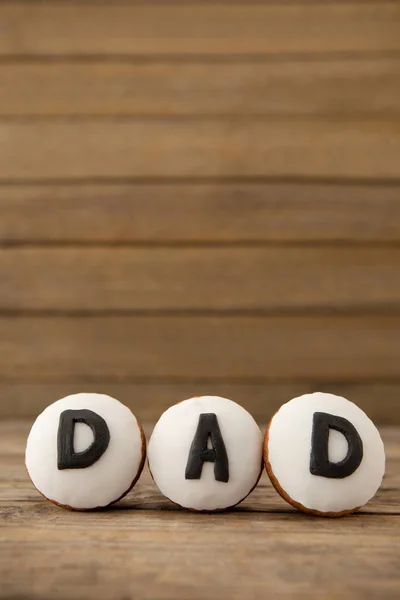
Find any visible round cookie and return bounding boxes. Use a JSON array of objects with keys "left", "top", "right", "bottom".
[
  {"left": 25, "top": 393, "right": 146, "bottom": 510},
  {"left": 264, "top": 392, "right": 385, "bottom": 517},
  {"left": 148, "top": 396, "right": 263, "bottom": 511}
]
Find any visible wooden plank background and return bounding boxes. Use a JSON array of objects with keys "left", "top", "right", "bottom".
[{"left": 0, "top": 0, "right": 400, "bottom": 423}]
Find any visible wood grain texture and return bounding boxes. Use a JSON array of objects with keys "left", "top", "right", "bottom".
[
  {"left": 1, "top": 3, "right": 399, "bottom": 56},
  {"left": 1, "top": 58, "right": 399, "bottom": 116},
  {"left": 1, "top": 118, "right": 400, "bottom": 180},
  {"left": 0, "top": 315, "right": 399, "bottom": 381},
  {"left": 1, "top": 421, "right": 399, "bottom": 600},
  {"left": 1, "top": 382, "right": 400, "bottom": 424},
  {"left": 1, "top": 182, "right": 400, "bottom": 243},
  {"left": 0, "top": 1, "right": 399, "bottom": 431},
  {"left": 2, "top": 246, "right": 400, "bottom": 311}
]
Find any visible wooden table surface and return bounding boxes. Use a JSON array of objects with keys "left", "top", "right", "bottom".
[{"left": 1, "top": 421, "right": 399, "bottom": 600}]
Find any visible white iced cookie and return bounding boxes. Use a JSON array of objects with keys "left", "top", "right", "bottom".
[
  {"left": 264, "top": 392, "right": 385, "bottom": 517},
  {"left": 25, "top": 393, "right": 146, "bottom": 510},
  {"left": 148, "top": 396, "right": 263, "bottom": 511}
]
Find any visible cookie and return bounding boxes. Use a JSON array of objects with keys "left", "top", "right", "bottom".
[
  {"left": 264, "top": 392, "right": 385, "bottom": 517},
  {"left": 148, "top": 395, "right": 263, "bottom": 511},
  {"left": 25, "top": 393, "right": 146, "bottom": 510}
]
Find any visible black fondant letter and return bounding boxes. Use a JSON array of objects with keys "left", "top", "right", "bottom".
[
  {"left": 57, "top": 409, "right": 110, "bottom": 470},
  {"left": 185, "top": 413, "right": 229, "bottom": 482},
  {"left": 310, "top": 412, "right": 363, "bottom": 479}
]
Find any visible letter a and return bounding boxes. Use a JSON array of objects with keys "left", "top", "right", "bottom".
[{"left": 185, "top": 413, "right": 229, "bottom": 482}]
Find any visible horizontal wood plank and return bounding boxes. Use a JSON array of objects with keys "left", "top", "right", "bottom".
[
  {"left": 1, "top": 3, "right": 399, "bottom": 56},
  {"left": 1, "top": 58, "right": 399, "bottom": 116},
  {"left": 1, "top": 315, "right": 400, "bottom": 381},
  {"left": 1, "top": 118, "right": 400, "bottom": 180},
  {"left": 3, "top": 513, "right": 398, "bottom": 600},
  {"left": 1, "top": 421, "right": 400, "bottom": 600},
  {"left": 2, "top": 247, "right": 400, "bottom": 311},
  {"left": 1, "top": 382, "right": 400, "bottom": 424},
  {"left": 1, "top": 182, "right": 400, "bottom": 243}
]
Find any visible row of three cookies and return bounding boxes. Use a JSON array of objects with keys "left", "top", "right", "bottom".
[{"left": 25, "top": 393, "right": 385, "bottom": 516}]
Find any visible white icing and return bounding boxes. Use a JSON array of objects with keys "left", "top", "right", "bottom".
[
  {"left": 25, "top": 393, "right": 145, "bottom": 509},
  {"left": 148, "top": 396, "right": 263, "bottom": 511},
  {"left": 266, "top": 392, "right": 386, "bottom": 514}
]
